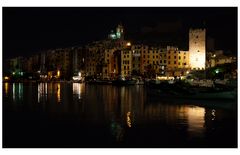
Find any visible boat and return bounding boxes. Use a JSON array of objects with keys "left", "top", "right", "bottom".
[
  {"left": 112, "top": 79, "right": 137, "bottom": 85},
  {"left": 87, "top": 79, "right": 112, "bottom": 85}
]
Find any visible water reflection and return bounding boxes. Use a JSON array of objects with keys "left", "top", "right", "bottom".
[
  {"left": 4, "top": 82, "right": 9, "bottom": 96},
  {"left": 126, "top": 112, "right": 132, "bottom": 128},
  {"left": 187, "top": 106, "right": 205, "bottom": 138},
  {"left": 12, "top": 83, "right": 23, "bottom": 102},
  {"left": 3, "top": 84, "right": 236, "bottom": 146},
  {"left": 57, "top": 83, "right": 61, "bottom": 103},
  {"left": 38, "top": 83, "right": 48, "bottom": 103},
  {"left": 72, "top": 83, "right": 82, "bottom": 99}
]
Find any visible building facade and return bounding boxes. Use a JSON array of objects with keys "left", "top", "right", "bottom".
[{"left": 189, "top": 28, "right": 206, "bottom": 70}]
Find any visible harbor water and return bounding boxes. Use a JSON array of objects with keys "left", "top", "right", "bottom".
[{"left": 2, "top": 82, "right": 237, "bottom": 148}]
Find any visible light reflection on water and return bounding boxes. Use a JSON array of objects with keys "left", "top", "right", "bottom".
[
  {"left": 57, "top": 83, "right": 61, "bottom": 103},
  {"left": 3, "top": 83, "right": 236, "bottom": 146},
  {"left": 11, "top": 83, "right": 23, "bottom": 102}
]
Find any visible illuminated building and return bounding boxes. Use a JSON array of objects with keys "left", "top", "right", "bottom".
[
  {"left": 189, "top": 28, "right": 206, "bottom": 70},
  {"left": 166, "top": 46, "right": 190, "bottom": 76}
]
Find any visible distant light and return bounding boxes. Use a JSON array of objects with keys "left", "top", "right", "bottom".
[
  {"left": 12, "top": 72, "right": 15, "bottom": 75},
  {"left": 215, "top": 69, "right": 219, "bottom": 74},
  {"left": 126, "top": 42, "right": 131, "bottom": 46},
  {"left": 73, "top": 76, "right": 81, "bottom": 81},
  {"left": 57, "top": 70, "right": 60, "bottom": 77},
  {"left": 213, "top": 54, "right": 216, "bottom": 57},
  {"left": 4, "top": 76, "right": 9, "bottom": 80},
  {"left": 78, "top": 72, "right": 81, "bottom": 77},
  {"left": 37, "top": 70, "right": 41, "bottom": 73},
  {"left": 186, "top": 71, "right": 189, "bottom": 74}
]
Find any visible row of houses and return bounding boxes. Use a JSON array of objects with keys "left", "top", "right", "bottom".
[{"left": 4, "top": 24, "right": 237, "bottom": 80}]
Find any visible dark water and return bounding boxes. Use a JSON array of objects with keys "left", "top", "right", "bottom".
[{"left": 2, "top": 82, "right": 237, "bottom": 148}]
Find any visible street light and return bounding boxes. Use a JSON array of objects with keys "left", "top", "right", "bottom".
[{"left": 126, "top": 42, "right": 131, "bottom": 46}]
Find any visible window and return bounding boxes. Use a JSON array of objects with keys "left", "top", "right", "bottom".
[
  {"left": 197, "top": 50, "right": 200, "bottom": 52},
  {"left": 124, "top": 55, "right": 126, "bottom": 58},
  {"left": 156, "top": 56, "right": 158, "bottom": 58},
  {"left": 127, "top": 55, "right": 129, "bottom": 58},
  {"left": 174, "top": 61, "right": 176, "bottom": 64},
  {"left": 127, "top": 66, "right": 129, "bottom": 69},
  {"left": 153, "top": 61, "right": 155, "bottom": 64},
  {"left": 153, "top": 56, "right": 155, "bottom": 58},
  {"left": 184, "top": 56, "right": 186, "bottom": 59},
  {"left": 178, "top": 62, "right": 180, "bottom": 65},
  {"left": 153, "top": 51, "right": 154, "bottom": 53},
  {"left": 148, "top": 55, "right": 150, "bottom": 58},
  {"left": 143, "top": 55, "right": 145, "bottom": 58},
  {"left": 168, "top": 61, "right": 170, "bottom": 64},
  {"left": 179, "top": 56, "right": 181, "bottom": 60},
  {"left": 164, "top": 60, "right": 166, "bottom": 63},
  {"left": 160, "top": 60, "right": 162, "bottom": 63},
  {"left": 174, "top": 56, "right": 176, "bottom": 59},
  {"left": 107, "top": 54, "right": 109, "bottom": 57},
  {"left": 124, "top": 66, "right": 126, "bottom": 70},
  {"left": 196, "top": 35, "right": 198, "bottom": 39},
  {"left": 168, "top": 56, "right": 170, "bottom": 59},
  {"left": 147, "top": 60, "right": 149, "bottom": 63},
  {"left": 174, "top": 51, "right": 176, "bottom": 53}
]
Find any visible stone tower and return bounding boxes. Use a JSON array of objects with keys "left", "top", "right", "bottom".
[{"left": 189, "top": 28, "right": 206, "bottom": 70}]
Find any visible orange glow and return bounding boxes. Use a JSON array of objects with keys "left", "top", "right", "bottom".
[
  {"left": 4, "top": 76, "right": 9, "bottom": 80},
  {"left": 127, "top": 112, "right": 132, "bottom": 128},
  {"left": 126, "top": 42, "right": 131, "bottom": 46},
  {"left": 57, "top": 70, "right": 60, "bottom": 77},
  {"left": 57, "top": 83, "right": 61, "bottom": 103},
  {"left": 4, "top": 82, "right": 9, "bottom": 95}
]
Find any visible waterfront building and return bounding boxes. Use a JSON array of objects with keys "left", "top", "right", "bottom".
[{"left": 189, "top": 28, "right": 206, "bottom": 70}]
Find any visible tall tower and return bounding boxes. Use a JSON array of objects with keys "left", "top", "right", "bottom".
[
  {"left": 189, "top": 28, "right": 206, "bottom": 70},
  {"left": 116, "top": 24, "right": 124, "bottom": 40}
]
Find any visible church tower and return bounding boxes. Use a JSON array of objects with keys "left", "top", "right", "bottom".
[
  {"left": 189, "top": 28, "right": 206, "bottom": 70},
  {"left": 116, "top": 24, "right": 124, "bottom": 40}
]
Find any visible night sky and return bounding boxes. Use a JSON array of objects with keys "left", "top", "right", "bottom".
[{"left": 3, "top": 7, "right": 237, "bottom": 59}]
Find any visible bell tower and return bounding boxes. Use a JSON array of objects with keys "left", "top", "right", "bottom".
[{"left": 116, "top": 23, "right": 124, "bottom": 40}]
